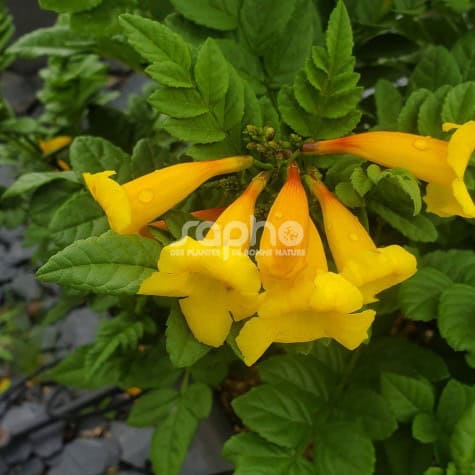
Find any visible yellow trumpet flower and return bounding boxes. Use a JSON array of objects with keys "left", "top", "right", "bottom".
[
  {"left": 39, "top": 136, "right": 72, "bottom": 155},
  {"left": 257, "top": 162, "right": 309, "bottom": 281},
  {"left": 307, "top": 177, "right": 417, "bottom": 303},
  {"left": 138, "top": 173, "right": 269, "bottom": 347},
  {"left": 237, "top": 218, "right": 375, "bottom": 367},
  {"left": 302, "top": 122, "right": 475, "bottom": 218},
  {"left": 83, "top": 156, "right": 253, "bottom": 235}
]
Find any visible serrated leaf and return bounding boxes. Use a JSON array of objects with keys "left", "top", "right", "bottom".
[
  {"left": 148, "top": 86, "right": 208, "bottom": 118},
  {"left": 381, "top": 373, "right": 435, "bottom": 423},
  {"left": 412, "top": 413, "right": 438, "bottom": 443},
  {"left": 450, "top": 402, "right": 475, "bottom": 475},
  {"left": 39, "top": 0, "right": 103, "bottom": 13},
  {"left": 399, "top": 268, "right": 453, "bottom": 322},
  {"left": 8, "top": 26, "right": 94, "bottom": 57},
  {"left": 423, "top": 250, "right": 475, "bottom": 285},
  {"left": 441, "top": 82, "right": 475, "bottom": 124},
  {"left": 258, "top": 354, "right": 334, "bottom": 400},
  {"left": 417, "top": 85, "right": 451, "bottom": 138},
  {"left": 232, "top": 385, "right": 313, "bottom": 448},
  {"left": 130, "top": 139, "right": 171, "bottom": 179},
  {"left": 374, "top": 79, "right": 402, "bottom": 130},
  {"left": 166, "top": 303, "right": 210, "bottom": 368},
  {"left": 368, "top": 201, "right": 438, "bottom": 242},
  {"left": 70, "top": 136, "right": 131, "bottom": 183},
  {"left": 326, "top": 0, "right": 353, "bottom": 60},
  {"left": 170, "top": 0, "right": 239, "bottom": 31},
  {"left": 351, "top": 167, "right": 373, "bottom": 196},
  {"left": 223, "top": 433, "right": 313, "bottom": 475},
  {"left": 2, "top": 171, "right": 79, "bottom": 200},
  {"left": 36, "top": 231, "right": 161, "bottom": 294},
  {"left": 411, "top": 47, "right": 462, "bottom": 91},
  {"left": 161, "top": 113, "right": 225, "bottom": 143},
  {"left": 50, "top": 191, "right": 109, "bottom": 248},
  {"left": 398, "top": 89, "right": 432, "bottom": 132},
  {"left": 195, "top": 38, "right": 229, "bottom": 106},
  {"left": 182, "top": 383, "right": 213, "bottom": 419},
  {"left": 241, "top": 0, "right": 297, "bottom": 56},
  {"left": 452, "top": 31, "right": 475, "bottom": 81},
  {"left": 438, "top": 284, "right": 475, "bottom": 353},
  {"left": 337, "top": 387, "right": 397, "bottom": 440},
  {"left": 314, "top": 422, "right": 375, "bottom": 475},
  {"left": 128, "top": 388, "right": 179, "bottom": 427},
  {"left": 120, "top": 14, "right": 193, "bottom": 87}
]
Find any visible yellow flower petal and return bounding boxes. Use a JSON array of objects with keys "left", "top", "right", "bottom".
[
  {"left": 310, "top": 272, "right": 364, "bottom": 313},
  {"left": 180, "top": 294, "right": 233, "bottom": 347},
  {"left": 138, "top": 271, "right": 190, "bottom": 297},
  {"left": 39, "top": 136, "right": 72, "bottom": 155},
  {"left": 257, "top": 163, "right": 309, "bottom": 279},
  {"left": 83, "top": 171, "right": 132, "bottom": 234},
  {"left": 340, "top": 245, "right": 417, "bottom": 303}
]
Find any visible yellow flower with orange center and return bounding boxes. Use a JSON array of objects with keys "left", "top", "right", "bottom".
[
  {"left": 302, "top": 121, "right": 475, "bottom": 218},
  {"left": 236, "top": 164, "right": 375, "bottom": 366},
  {"left": 83, "top": 156, "right": 253, "bottom": 235}
]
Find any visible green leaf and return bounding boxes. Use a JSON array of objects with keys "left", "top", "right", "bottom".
[
  {"left": 190, "top": 348, "right": 234, "bottom": 387},
  {"left": 381, "top": 373, "right": 435, "bottom": 423},
  {"left": 326, "top": 0, "right": 353, "bottom": 60},
  {"left": 195, "top": 38, "right": 229, "bottom": 106},
  {"left": 441, "top": 82, "right": 475, "bottom": 124},
  {"left": 437, "top": 380, "right": 475, "bottom": 435},
  {"left": 368, "top": 201, "right": 438, "bottom": 242},
  {"left": 150, "top": 391, "right": 200, "bottom": 475},
  {"left": 128, "top": 388, "right": 179, "bottom": 427},
  {"left": 241, "top": 0, "right": 297, "bottom": 55},
  {"left": 412, "top": 413, "right": 438, "bottom": 443},
  {"left": 423, "top": 250, "right": 475, "bottom": 285},
  {"left": 337, "top": 387, "right": 398, "bottom": 440},
  {"left": 411, "top": 47, "right": 462, "bottom": 91},
  {"left": 148, "top": 86, "right": 208, "bottom": 118},
  {"left": 374, "top": 79, "right": 403, "bottom": 130},
  {"left": 166, "top": 303, "right": 210, "bottom": 368},
  {"left": 43, "top": 345, "right": 121, "bottom": 389},
  {"left": 417, "top": 85, "right": 451, "bottom": 138},
  {"left": 70, "top": 136, "right": 131, "bottom": 183},
  {"left": 161, "top": 113, "right": 225, "bottom": 143},
  {"left": 49, "top": 191, "right": 109, "bottom": 248},
  {"left": 398, "top": 89, "right": 431, "bottom": 132},
  {"left": 36, "top": 231, "right": 161, "bottom": 294},
  {"left": 399, "top": 268, "right": 453, "bottom": 322},
  {"left": 438, "top": 284, "right": 475, "bottom": 353},
  {"left": 120, "top": 14, "right": 193, "bottom": 87},
  {"left": 452, "top": 31, "right": 475, "bottom": 81},
  {"left": 2, "top": 171, "right": 79, "bottom": 200},
  {"left": 182, "top": 383, "right": 213, "bottom": 419},
  {"left": 232, "top": 385, "right": 313, "bottom": 448},
  {"left": 86, "top": 314, "right": 156, "bottom": 376},
  {"left": 39, "top": 0, "right": 103, "bottom": 13},
  {"left": 130, "top": 139, "right": 171, "bottom": 178},
  {"left": 8, "top": 26, "right": 94, "bottom": 57},
  {"left": 450, "top": 402, "right": 475, "bottom": 475},
  {"left": 424, "top": 468, "right": 445, "bottom": 475},
  {"left": 258, "top": 354, "right": 334, "bottom": 400},
  {"left": 314, "top": 422, "right": 375, "bottom": 475},
  {"left": 263, "top": 0, "right": 316, "bottom": 88},
  {"left": 223, "top": 433, "right": 314, "bottom": 475},
  {"left": 382, "top": 430, "right": 434, "bottom": 475},
  {"left": 169, "top": 0, "right": 239, "bottom": 31}
]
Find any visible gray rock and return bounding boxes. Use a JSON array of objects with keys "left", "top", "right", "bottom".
[
  {"left": 49, "top": 438, "right": 119, "bottom": 475},
  {"left": 0, "top": 71, "right": 39, "bottom": 113},
  {"left": 0, "top": 261, "right": 16, "bottom": 283},
  {"left": 110, "top": 421, "right": 152, "bottom": 468},
  {"left": 9, "top": 272, "right": 41, "bottom": 301},
  {"left": 16, "top": 456, "right": 44, "bottom": 475},
  {"left": 181, "top": 403, "right": 233, "bottom": 475},
  {"left": 58, "top": 308, "right": 100, "bottom": 348},
  {"left": 44, "top": 451, "right": 62, "bottom": 467},
  {"left": 0, "top": 459, "right": 8, "bottom": 475},
  {"left": 29, "top": 421, "right": 64, "bottom": 458},
  {"left": 0, "top": 226, "right": 24, "bottom": 245},
  {"left": 1, "top": 402, "right": 46, "bottom": 433},
  {"left": 5, "top": 241, "right": 34, "bottom": 266},
  {"left": 2, "top": 438, "right": 32, "bottom": 465},
  {"left": 0, "top": 164, "right": 17, "bottom": 188}
]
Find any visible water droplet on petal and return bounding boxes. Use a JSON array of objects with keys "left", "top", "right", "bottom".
[
  {"left": 413, "top": 139, "right": 428, "bottom": 151},
  {"left": 349, "top": 233, "right": 358, "bottom": 241},
  {"left": 138, "top": 188, "right": 154, "bottom": 203},
  {"left": 275, "top": 211, "right": 283, "bottom": 219}
]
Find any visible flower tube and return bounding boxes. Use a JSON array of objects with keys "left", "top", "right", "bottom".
[
  {"left": 83, "top": 155, "right": 253, "bottom": 235},
  {"left": 302, "top": 122, "right": 475, "bottom": 218},
  {"left": 307, "top": 177, "right": 417, "bottom": 303},
  {"left": 138, "top": 172, "right": 268, "bottom": 347}
]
